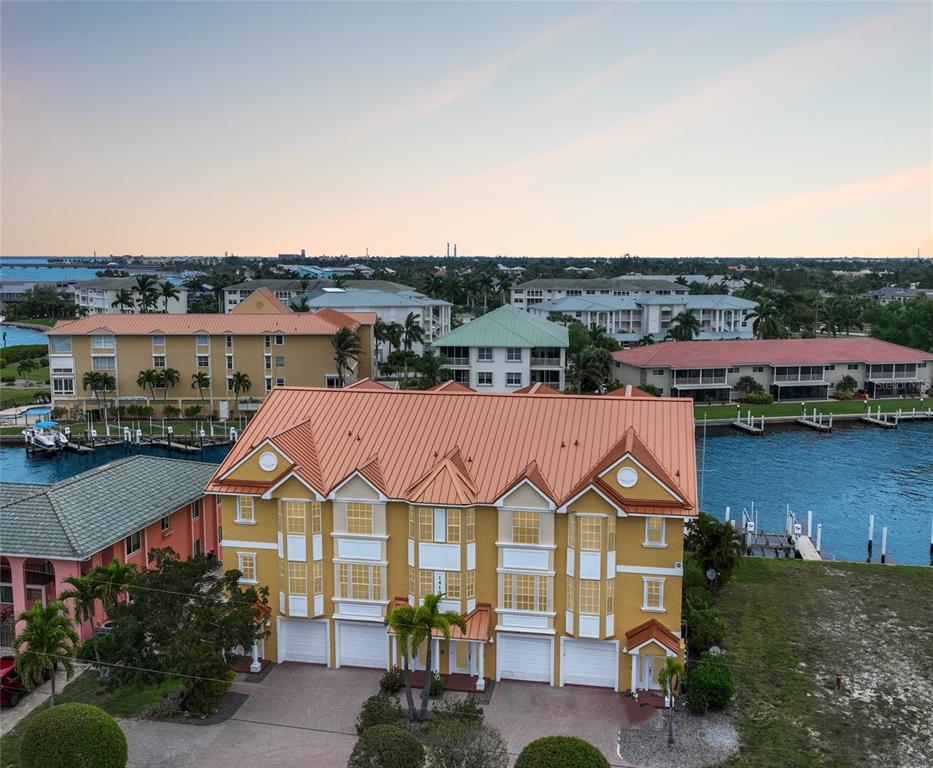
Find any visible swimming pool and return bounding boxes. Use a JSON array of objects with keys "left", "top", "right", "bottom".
[{"left": 22, "top": 406, "right": 52, "bottom": 417}]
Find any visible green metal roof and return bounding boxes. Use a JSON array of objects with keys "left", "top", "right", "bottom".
[
  {"left": 434, "top": 305, "right": 568, "bottom": 348},
  {"left": 0, "top": 456, "right": 218, "bottom": 560}
]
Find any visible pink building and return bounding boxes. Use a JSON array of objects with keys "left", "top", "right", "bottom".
[{"left": 1, "top": 456, "right": 219, "bottom": 643}]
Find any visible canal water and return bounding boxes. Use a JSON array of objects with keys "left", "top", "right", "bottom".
[
  {"left": 1, "top": 422, "right": 931, "bottom": 566},
  {"left": 1, "top": 325, "right": 48, "bottom": 348}
]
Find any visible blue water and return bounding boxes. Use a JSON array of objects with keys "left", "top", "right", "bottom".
[
  {"left": 22, "top": 406, "right": 52, "bottom": 417},
  {"left": 0, "top": 442, "right": 230, "bottom": 484},
  {"left": 699, "top": 422, "right": 933, "bottom": 566},
  {"left": 1, "top": 256, "right": 101, "bottom": 282},
  {"left": 1, "top": 326, "right": 48, "bottom": 348}
]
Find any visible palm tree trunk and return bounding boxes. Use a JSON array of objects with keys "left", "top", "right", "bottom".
[
  {"left": 401, "top": 655, "right": 416, "bottom": 719},
  {"left": 418, "top": 641, "right": 432, "bottom": 720},
  {"left": 50, "top": 664, "right": 57, "bottom": 706}
]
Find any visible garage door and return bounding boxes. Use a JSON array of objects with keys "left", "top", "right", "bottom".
[
  {"left": 561, "top": 638, "right": 618, "bottom": 689},
  {"left": 497, "top": 633, "right": 551, "bottom": 683},
  {"left": 337, "top": 622, "right": 387, "bottom": 669},
  {"left": 278, "top": 618, "right": 327, "bottom": 664}
]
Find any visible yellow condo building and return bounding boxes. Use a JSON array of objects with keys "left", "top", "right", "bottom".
[
  {"left": 45, "top": 288, "right": 375, "bottom": 417},
  {"left": 207, "top": 384, "right": 697, "bottom": 693}
]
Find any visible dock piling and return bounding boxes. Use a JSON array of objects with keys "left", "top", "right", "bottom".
[
  {"left": 816, "top": 523, "right": 822, "bottom": 552},
  {"left": 867, "top": 514, "right": 874, "bottom": 560},
  {"left": 881, "top": 527, "right": 888, "bottom": 564},
  {"left": 807, "top": 510, "right": 813, "bottom": 538}
]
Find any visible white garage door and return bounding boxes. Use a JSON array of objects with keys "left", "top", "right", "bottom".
[
  {"left": 338, "top": 622, "right": 387, "bottom": 669},
  {"left": 561, "top": 638, "right": 618, "bottom": 689},
  {"left": 278, "top": 618, "right": 327, "bottom": 664},
  {"left": 497, "top": 633, "right": 551, "bottom": 683}
]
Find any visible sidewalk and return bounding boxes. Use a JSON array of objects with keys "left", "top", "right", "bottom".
[{"left": 0, "top": 664, "right": 88, "bottom": 735}]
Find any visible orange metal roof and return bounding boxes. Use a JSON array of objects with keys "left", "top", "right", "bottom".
[
  {"left": 207, "top": 387, "right": 697, "bottom": 514},
  {"left": 613, "top": 338, "right": 933, "bottom": 368},
  {"left": 344, "top": 378, "right": 392, "bottom": 391},
  {"left": 625, "top": 619, "right": 681, "bottom": 654},
  {"left": 514, "top": 383, "right": 562, "bottom": 395},
  {"left": 48, "top": 308, "right": 366, "bottom": 336},
  {"left": 428, "top": 380, "right": 475, "bottom": 393},
  {"left": 387, "top": 598, "right": 491, "bottom": 641},
  {"left": 603, "top": 385, "right": 655, "bottom": 398}
]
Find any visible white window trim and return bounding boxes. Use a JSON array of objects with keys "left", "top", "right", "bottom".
[
  {"left": 643, "top": 518, "right": 667, "bottom": 548},
  {"left": 125, "top": 531, "right": 142, "bottom": 556},
  {"left": 236, "top": 496, "right": 256, "bottom": 525},
  {"left": 237, "top": 552, "right": 258, "bottom": 584},
  {"left": 476, "top": 372, "right": 493, "bottom": 387},
  {"left": 642, "top": 576, "right": 666, "bottom": 612}
]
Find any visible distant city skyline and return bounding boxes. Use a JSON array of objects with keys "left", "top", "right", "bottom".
[{"left": 1, "top": 1, "right": 930, "bottom": 259}]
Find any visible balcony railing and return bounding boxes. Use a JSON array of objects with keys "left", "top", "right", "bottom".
[
  {"left": 674, "top": 375, "right": 727, "bottom": 385},
  {"left": 530, "top": 357, "right": 562, "bottom": 367},
  {"left": 774, "top": 373, "right": 824, "bottom": 382},
  {"left": 445, "top": 357, "right": 469, "bottom": 366}
]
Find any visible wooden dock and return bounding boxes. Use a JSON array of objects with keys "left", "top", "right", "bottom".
[
  {"left": 861, "top": 414, "right": 898, "bottom": 429},
  {"left": 797, "top": 417, "right": 832, "bottom": 432},
  {"left": 732, "top": 419, "right": 764, "bottom": 434}
]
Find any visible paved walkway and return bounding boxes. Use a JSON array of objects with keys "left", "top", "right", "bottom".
[
  {"left": 119, "top": 664, "right": 641, "bottom": 768},
  {"left": 0, "top": 665, "right": 88, "bottom": 735}
]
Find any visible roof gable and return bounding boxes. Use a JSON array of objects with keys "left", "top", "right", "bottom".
[
  {"left": 229, "top": 288, "right": 293, "bottom": 315},
  {"left": 433, "top": 305, "right": 568, "bottom": 349}
]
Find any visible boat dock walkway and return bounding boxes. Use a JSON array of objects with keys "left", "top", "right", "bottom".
[{"left": 797, "top": 409, "right": 834, "bottom": 432}]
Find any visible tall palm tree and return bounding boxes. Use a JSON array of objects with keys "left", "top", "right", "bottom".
[
  {"left": 749, "top": 298, "right": 784, "bottom": 339},
  {"left": 421, "top": 274, "right": 445, "bottom": 299},
  {"left": 668, "top": 310, "right": 701, "bottom": 341},
  {"left": 567, "top": 347, "right": 603, "bottom": 393},
  {"left": 14, "top": 602, "right": 79, "bottom": 706},
  {"left": 137, "top": 368, "right": 159, "bottom": 400},
  {"left": 825, "top": 296, "right": 862, "bottom": 337},
  {"left": 290, "top": 296, "right": 311, "bottom": 313},
  {"left": 158, "top": 280, "right": 181, "bottom": 312},
  {"left": 59, "top": 575, "right": 102, "bottom": 665},
  {"left": 386, "top": 322, "right": 404, "bottom": 354},
  {"left": 191, "top": 372, "right": 210, "bottom": 401},
  {"left": 156, "top": 367, "right": 180, "bottom": 401},
  {"left": 836, "top": 375, "right": 858, "bottom": 394},
  {"left": 384, "top": 604, "right": 418, "bottom": 718},
  {"left": 82, "top": 371, "right": 115, "bottom": 420},
  {"left": 402, "top": 313, "right": 424, "bottom": 352},
  {"left": 111, "top": 288, "right": 135, "bottom": 313},
  {"left": 91, "top": 558, "right": 137, "bottom": 616},
  {"left": 496, "top": 274, "right": 513, "bottom": 304},
  {"left": 231, "top": 371, "right": 252, "bottom": 399},
  {"left": 133, "top": 275, "right": 159, "bottom": 313},
  {"left": 415, "top": 351, "right": 450, "bottom": 388},
  {"left": 332, "top": 328, "right": 363, "bottom": 386},
  {"left": 388, "top": 594, "right": 465, "bottom": 720}
]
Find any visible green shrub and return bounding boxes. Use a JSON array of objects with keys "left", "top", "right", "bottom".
[
  {"left": 686, "top": 652, "right": 735, "bottom": 714},
  {"left": 0, "top": 344, "right": 47, "bottom": 366},
  {"left": 186, "top": 668, "right": 234, "bottom": 716},
  {"left": 163, "top": 405, "right": 181, "bottom": 418},
  {"left": 744, "top": 391, "right": 774, "bottom": 405},
  {"left": 428, "top": 696, "right": 483, "bottom": 730},
  {"left": 20, "top": 702, "right": 128, "bottom": 768},
  {"left": 379, "top": 666, "right": 405, "bottom": 694},
  {"left": 429, "top": 671, "right": 444, "bottom": 697},
  {"left": 356, "top": 693, "right": 406, "bottom": 735},
  {"left": 183, "top": 404, "right": 203, "bottom": 418},
  {"left": 425, "top": 720, "right": 508, "bottom": 768},
  {"left": 834, "top": 391, "right": 854, "bottom": 401},
  {"left": 638, "top": 383, "right": 662, "bottom": 397},
  {"left": 514, "top": 736, "right": 609, "bottom": 768},
  {"left": 686, "top": 605, "right": 726, "bottom": 655},
  {"left": 51, "top": 406, "right": 67, "bottom": 420},
  {"left": 348, "top": 724, "right": 424, "bottom": 768},
  {"left": 1, "top": 375, "right": 14, "bottom": 383}
]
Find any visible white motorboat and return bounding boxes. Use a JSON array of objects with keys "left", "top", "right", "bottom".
[{"left": 22, "top": 420, "right": 69, "bottom": 450}]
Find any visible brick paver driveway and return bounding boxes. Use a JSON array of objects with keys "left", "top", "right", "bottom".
[{"left": 121, "top": 666, "right": 638, "bottom": 768}]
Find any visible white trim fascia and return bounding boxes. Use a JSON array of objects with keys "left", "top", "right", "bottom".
[
  {"left": 602, "top": 453, "right": 685, "bottom": 504},
  {"left": 329, "top": 533, "right": 390, "bottom": 541},
  {"left": 219, "top": 439, "right": 296, "bottom": 481},
  {"left": 221, "top": 539, "right": 278, "bottom": 550},
  {"left": 626, "top": 512, "right": 691, "bottom": 520},
  {"left": 617, "top": 565, "right": 683, "bottom": 576},
  {"left": 628, "top": 638, "right": 677, "bottom": 655},
  {"left": 494, "top": 541, "right": 557, "bottom": 550},
  {"left": 495, "top": 568, "right": 556, "bottom": 576},
  {"left": 493, "top": 625, "right": 556, "bottom": 636},
  {"left": 261, "top": 472, "right": 324, "bottom": 501},
  {"left": 493, "top": 479, "right": 556, "bottom": 510},
  {"left": 557, "top": 483, "right": 626, "bottom": 516},
  {"left": 327, "top": 472, "right": 388, "bottom": 502},
  {"left": 0, "top": 551, "right": 83, "bottom": 562}
]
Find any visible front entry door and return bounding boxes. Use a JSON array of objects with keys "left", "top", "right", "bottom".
[
  {"left": 640, "top": 654, "right": 661, "bottom": 689},
  {"left": 450, "top": 640, "right": 471, "bottom": 674}
]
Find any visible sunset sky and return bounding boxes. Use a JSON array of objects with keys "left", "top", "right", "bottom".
[{"left": 2, "top": 1, "right": 931, "bottom": 259}]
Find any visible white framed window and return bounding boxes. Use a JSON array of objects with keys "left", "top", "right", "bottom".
[
  {"left": 642, "top": 577, "right": 665, "bottom": 611},
  {"left": 48, "top": 336, "right": 72, "bottom": 353},
  {"left": 506, "top": 348, "right": 522, "bottom": 362},
  {"left": 161, "top": 515, "right": 171, "bottom": 531},
  {"left": 238, "top": 552, "right": 257, "bottom": 584},
  {"left": 125, "top": 531, "right": 142, "bottom": 556},
  {"left": 191, "top": 499, "right": 201, "bottom": 519},
  {"left": 275, "top": 356, "right": 285, "bottom": 367},
  {"left": 476, "top": 372, "right": 493, "bottom": 387},
  {"left": 91, "top": 355, "right": 115, "bottom": 371},
  {"left": 236, "top": 496, "right": 255, "bottom": 524},
  {"left": 225, "top": 354, "right": 234, "bottom": 370},
  {"left": 276, "top": 377, "right": 286, "bottom": 387},
  {"left": 506, "top": 372, "right": 522, "bottom": 387},
  {"left": 511, "top": 511, "right": 540, "bottom": 544},
  {"left": 336, "top": 563, "right": 383, "bottom": 601},
  {"left": 477, "top": 348, "right": 493, "bottom": 362},
  {"left": 644, "top": 518, "right": 666, "bottom": 547},
  {"left": 325, "top": 375, "right": 341, "bottom": 388},
  {"left": 226, "top": 376, "right": 235, "bottom": 392},
  {"left": 275, "top": 334, "right": 285, "bottom": 346},
  {"left": 196, "top": 334, "right": 209, "bottom": 347},
  {"left": 264, "top": 354, "right": 272, "bottom": 371},
  {"left": 152, "top": 355, "right": 166, "bottom": 368},
  {"left": 264, "top": 335, "right": 272, "bottom": 348},
  {"left": 152, "top": 335, "right": 165, "bottom": 347},
  {"left": 579, "top": 580, "right": 599, "bottom": 614},
  {"left": 847, "top": 363, "right": 859, "bottom": 370},
  {"left": 91, "top": 335, "right": 115, "bottom": 349},
  {"left": 225, "top": 335, "right": 233, "bottom": 348},
  {"left": 265, "top": 376, "right": 273, "bottom": 392},
  {"left": 52, "top": 378, "right": 75, "bottom": 395},
  {"left": 500, "top": 572, "right": 550, "bottom": 612},
  {"left": 196, "top": 354, "right": 209, "bottom": 368}
]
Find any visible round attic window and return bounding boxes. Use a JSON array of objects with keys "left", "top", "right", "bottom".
[
  {"left": 258, "top": 451, "right": 279, "bottom": 472},
  {"left": 616, "top": 466, "right": 638, "bottom": 488}
]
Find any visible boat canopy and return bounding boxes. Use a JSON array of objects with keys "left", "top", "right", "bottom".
[{"left": 35, "top": 420, "right": 59, "bottom": 428}]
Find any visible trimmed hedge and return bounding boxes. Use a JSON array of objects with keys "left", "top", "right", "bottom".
[
  {"left": 348, "top": 724, "right": 424, "bottom": 768},
  {"left": 686, "top": 652, "right": 735, "bottom": 714},
  {"left": 356, "top": 693, "right": 406, "bottom": 735},
  {"left": 514, "top": 736, "right": 609, "bottom": 768},
  {"left": 20, "top": 703, "right": 127, "bottom": 768}
]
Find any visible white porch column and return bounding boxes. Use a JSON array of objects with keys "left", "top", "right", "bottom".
[
  {"left": 630, "top": 653, "right": 638, "bottom": 692},
  {"left": 432, "top": 638, "right": 440, "bottom": 673},
  {"left": 391, "top": 635, "right": 397, "bottom": 668},
  {"left": 476, "top": 641, "right": 486, "bottom": 691},
  {"left": 250, "top": 641, "right": 261, "bottom": 673}
]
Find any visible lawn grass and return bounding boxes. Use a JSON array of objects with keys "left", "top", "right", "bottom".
[
  {"left": 695, "top": 397, "right": 928, "bottom": 420},
  {"left": 0, "top": 363, "right": 49, "bottom": 383},
  {"left": 716, "top": 558, "right": 933, "bottom": 767},
  {"left": 0, "top": 387, "right": 50, "bottom": 411},
  {"left": 0, "top": 672, "right": 183, "bottom": 768}
]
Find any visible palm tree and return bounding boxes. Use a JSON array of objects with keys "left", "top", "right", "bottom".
[
  {"left": 158, "top": 280, "right": 181, "bottom": 312},
  {"left": 415, "top": 351, "right": 450, "bottom": 388},
  {"left": 736, "top": 375, "right": 762, "bottom": 396},
  {"left": 231, "top": 371, "right": 252, "bottom": 401},
  {"left": 111, "top": 288, "right": 135, "bottom": 313},
  {"left": 332, "top": 328, "right": 363, "bottom": 386},
  {"left": 91, "top": 558, "right": 137, "bottom": 617},
  {"left": 384, "top": 604, "right": 418, "bottom": 718},
  {"left": 156, "top": 367, "right": 180, "bottom": 401},
  {"left": 402, "top": 313, "right": 424, "bottom": 352},
  {"left": 372, "top": 320, "right": 391, "bottom": 363},
  {"left": 421, "top": 274, "right": 445, "bottom": 299},
  {"left": 825, "top": 296, "right": 862, "bottom": 337},
  {"left": 133, "top": 275, "right": 159, "bottom": 313},
  {"left": 640, "top": 334, "right": 655, "bottom": 346},
  {"left": 137, "top": 368, "right": 159, "bottom": 400},
  {"left": 685, "top": 512, "right": 744, "bottom": 592},
  {"left": 587, "top": 325, "right": 618, "bottom": 351},
  {"left": 291, "top": 296, "right": 311, "bottom": 313},
  {"left": 13, "top": 602, "right": 79, "bottom": 706},
  {"left": 191, "top": 371, "right": 210, "bottom": 401},
  {"left": 387, "top": 594, "right": 465, "bottom": 720},
  {"left": 749, "top": 298, "right": 784, "bottom": 339},
  {"left": 567, "top": 347, "right": 604, "bottom": 393},
  {"left": 59, "top": 575, "right": 102, "bottom": 666},
  {"left": 668, "top": 310, "right": 701, "bottom": 341},
  {"left": 82, "top": 371, "right": 116, "bottom": 420},
  {"left": 657, "top": 656, "right": 686, "bottom": 745},
  {"left": 496, "top": 274, "right": 513, "bottom": 304},
  {"left": 835, "top": 375, "right": 858, "bottom": 394},
  {"left": 386, "top": 322, "right": 404, "bottom": 354}
]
